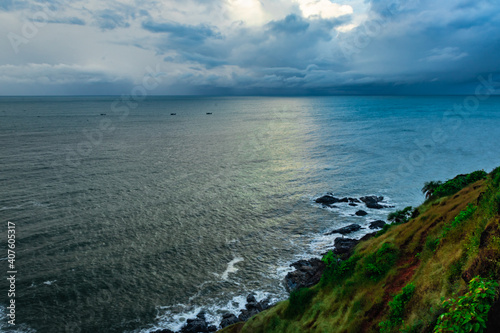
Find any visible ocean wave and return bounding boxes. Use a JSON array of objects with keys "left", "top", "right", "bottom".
[
  {"left": 135, "top": 291, "right": 283, "bottom": 333},
  {"left": 0, "top": 305, "right": 36, "bottom": 333}
]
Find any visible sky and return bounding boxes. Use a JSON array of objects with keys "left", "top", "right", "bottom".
[{"left": 1, "top": 0, "right": 500, "bottom": 95}]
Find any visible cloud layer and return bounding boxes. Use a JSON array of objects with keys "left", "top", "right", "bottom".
[{"left": 1, "top": 0, "right": 499, "bottom": 95}]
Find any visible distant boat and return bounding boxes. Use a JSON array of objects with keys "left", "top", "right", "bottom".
[
  {"left": 206, "top": 112, "right": 212, "bottom": 115},
  {"left": 171, "top": 113, "right": 176, "bottom": 115},
  {"left": 100, "top": 113, "right": 106, "bottom": 116}
]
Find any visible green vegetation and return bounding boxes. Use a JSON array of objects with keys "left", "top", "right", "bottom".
[
  {"left": 379, "top": 282, "right": 416, "bottom": 333},
  {"left": 387, "top": 206, "right": 414, "bottom": 224},
  {"left": 435, "top": 204, "right": 477, "bottom": 249},
  {"left": 377, "top": 207, "right": 414, "bottom": 237},
  {"left": 285, "top": 287, "right": 317, "bottom": 319},
  {"left": 429, "top": 170, "right": 487, "bottom": 199},
  {"left": 220, "top": 167, "right": 500, "bottom": 333},
  {"left": 364, "top": 243, "right": 399, "bottom": 281},
  {"left": 434, "top": 277, "right": 498, "bottom": 333},
  {"left": 422, "top": 181, "right": 443, "bottom": 198},
  {"left": 320, "top": 252, "right": 360, "bottom": 286}
]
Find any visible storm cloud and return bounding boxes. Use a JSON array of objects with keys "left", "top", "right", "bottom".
[{"left": 0, "top": 0, "right": 499, "bottom": 95}]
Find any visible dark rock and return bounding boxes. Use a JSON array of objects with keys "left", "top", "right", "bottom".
[
  {"left": 315, "top": 195, "right": 348, "bottom": 206},
  {"left": 411, "top": 208, "right": 420, "bottom": 218},
  {"left": 315, "top": 195, "right": 340, "bottom": 205},
  {"left": 284, "top": 258, "right": 325, "bottom": 292},
  {"left": 238, "top": 308, "right": 259, "bottom": 322},
  {"left": 326, "top": 224, "right": 362, "bottom": 235},
  {"left": 333, "top": 238, "right": 359, "bottom": 255},
  {"left": 152, "top": 329, "right": 175, "bottom": 333},
  {"left": 355, "top": 210, "right": 368, "bottom": 216},
  {"left": 365, "top": 202, "right": 386, "bottom": 209},
  {"left": 238, "top": 297, "right": 271, "bottom": 322},
  {"left": 208, "top": 326, "right": 217, "bottom": 332},
  {"left": 348, "top": 197, "right": 361, "bottom": 203},
  {"left": 359, "top": 232, "right": 377, "bottom": 242},
  {"left": 360, "top": 195, "right": 393, "bottom": 209},
  {"left": 246, "top": 293, "right": 257, "bottom": 304},
  {"left": 180, "top": 311, "right": 210, "bottom": 333},
  {"left": 220, "top": 313, "right": 239, "bottom": 328},
  {"left": 348, "top": 203, "right": 358, "bottom": 207},
  {"left": 360, "top": 196, "right": 384, "bottom": 204},
  {"left": 369, "top": 220, "right": 387, "bottom": 229}
]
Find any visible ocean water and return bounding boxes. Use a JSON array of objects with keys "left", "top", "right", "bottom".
[{"left": 0, "top": 96, "right": 499, "bottom": 332}]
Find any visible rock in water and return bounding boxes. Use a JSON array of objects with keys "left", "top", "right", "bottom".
[
  {"left": 283, "top": 258, "right": 325, "bottom": 292},
  {"left": 326, "top": 224, "right": 362, "bottom": 235},
  {"left": 360, "top": 195, "right": 393, "bottom": 209},
  {"left": 369, "top": 220, "right": 387, "bottom": 229},
  {"left": 360, "top": 196, "right": 384, "bottom": 204},
  {"left": 333, "top": 238, "right": 359, "bottom": 255},
  {"left": 315, "top": 195, "right": 348, "bottom": 206},
  {"left": 355, "top": 210, "right": 368, "bottom": 216},
  {"left": 238, "top": 294, "right": 271, "bottom": 321},
  {"left": 220, "top": 313, "right": 239, "bottom": 328},
  {"left": 180, "top": 311, "right": 210, "bottom": 333}
]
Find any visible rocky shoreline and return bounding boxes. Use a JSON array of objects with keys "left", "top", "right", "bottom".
[{"left": 158, "top": 194, "right": 392, "bottom": 333}]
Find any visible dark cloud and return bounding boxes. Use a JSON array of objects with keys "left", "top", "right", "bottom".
[
  {"left": 142, "top": 20, "right": 222, "bottom": 41},
  {"left": 268, "top": 14, "right": 310, "bottom": 34},
  {"left": 2, "top": 0, "right": 500, "bottom": 95}
]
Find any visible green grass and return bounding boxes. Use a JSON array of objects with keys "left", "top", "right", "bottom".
[
  {"left": 284, "top": 288, "right": 317, "bottom": 319},
  {"left": 227, "top": 167, "right": 500, "bottom": 333},
  {"left": 379, "top": 282, "right": 416, "bottom": 333},
  {"left": 364, "top": 243, "right": 398, "bottom": 281}
]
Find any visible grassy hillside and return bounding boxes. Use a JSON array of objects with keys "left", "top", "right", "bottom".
[{"left": 220, "top": 167, "right": 500, "bottom": 333}]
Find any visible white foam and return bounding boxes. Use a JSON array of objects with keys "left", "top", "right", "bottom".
[
  {"left": 43, "top": 280, "right": 56, "bottom": 286},
  {"left": 221, "top": 257, "right": 244, "bottom": 280},
  {"left": 137, "top": 291, "right": 284, "bottom": 333},
  {"left": 0, "top": 305, "right": 37, "bottom": 332},
  {"left": 0, "top": 204, "right": 23, "bottom": 211}
]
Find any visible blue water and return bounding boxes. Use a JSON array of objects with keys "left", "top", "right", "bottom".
[{"left": 0, "top": 96, "right": 499, "bottom": 332}]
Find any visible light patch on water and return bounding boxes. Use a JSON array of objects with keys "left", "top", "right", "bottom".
[
  {"left": 0, "top": 201, "right": 49, "bottom": 211},
  {"left": 221, "top": 257, "right": 244, "bottom": 280},
  {"left": 43, "top": 280, "right": 56, "bottom": 286}
]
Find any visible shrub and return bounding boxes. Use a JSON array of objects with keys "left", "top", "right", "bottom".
[
  {"left": 284, "top": 287, "right": 317, "bottom": 319},
  {"left": 422, "top": 181, "right": 444, "bottom": 198},
  {"left": 433, "top": 277, "right": 498, "bottom": 333},
  {"left": 321, "top": 253, "right": 360, "bottom": 286},
  {"left": 379, "top": 282, "right": 416, "bottom": 333},
  {"left": 490, "top": 167, "right": 500, "bottom": 188},
  {"left": 433, "top": 170, "right": 487, "bottom": 198},
  {"left": 365, "top": 243, "right": 399, "bottom": 281},
  {"left": 388, "top": 206, "right": 414, "bottom": 224}
]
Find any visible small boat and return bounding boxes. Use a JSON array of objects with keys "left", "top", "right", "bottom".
[
  {"left": 100, "top": 113, "right": 106, "bottom": 116},
  {"left": 206, "top": 112, "right": 212, "bottom": 115},
  {"left": 171, "top": 113, "right": 176, "bottom": 115}
]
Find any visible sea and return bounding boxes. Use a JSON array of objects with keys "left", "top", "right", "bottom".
[{"left": 0, "top": 96, "right": 499, "bottom": 332}]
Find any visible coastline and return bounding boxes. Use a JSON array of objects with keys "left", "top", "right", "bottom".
[{"left": 156, "top": 195, "right": 395, "bottom": 333}]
